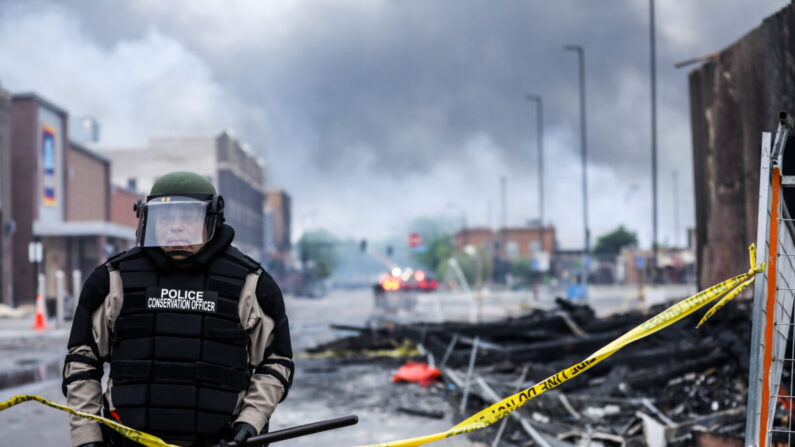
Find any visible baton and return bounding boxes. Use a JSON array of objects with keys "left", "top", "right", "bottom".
[{"left": 219, "top": 414, "right": 359, "bottom": 446}]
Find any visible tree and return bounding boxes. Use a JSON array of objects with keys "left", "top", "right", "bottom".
[
  {"left": 443, "top": 245, "right": 494, "bottom": 287},
  {"left": 412, "top": 233, "right": 453, "bottom": 278},
  {"left": 592, "top": 225, "right": 638, "bottom": 257},
  {"left": 297, "top": 229, "right": 339, "bottom": 279},
  {"left": 509, "top": 258, "right": 538, "bottom": 285}
]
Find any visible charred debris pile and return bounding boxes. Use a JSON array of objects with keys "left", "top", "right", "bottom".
[{"left": 309, "top": 298, "right": 756, "bottom": 446}]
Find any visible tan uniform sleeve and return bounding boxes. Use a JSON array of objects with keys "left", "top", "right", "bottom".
[
  {"left": 64, "top": 269, "right": 123, "bottom": 447},
  {"left": 234, "top": 272, "right": 293, "bottom": 432}
]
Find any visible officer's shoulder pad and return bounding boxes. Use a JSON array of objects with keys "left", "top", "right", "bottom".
[
  {"left": 222, "top": 246, "right": 262, "bottom": 273},
  {"left": 105, "top": 247, "right": 144, "bottom": 269}
]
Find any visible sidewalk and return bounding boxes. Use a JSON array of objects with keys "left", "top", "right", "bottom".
[{"left": 0, "top": 313, "right": 70, "bottom": 390}]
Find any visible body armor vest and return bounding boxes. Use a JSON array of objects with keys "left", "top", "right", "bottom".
[{"left": 108, "top": 246, "right": 260, "bottom": 441}]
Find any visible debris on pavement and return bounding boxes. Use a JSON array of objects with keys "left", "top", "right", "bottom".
[{"left": 308, "top": 297, "right": 756, "bottom": 446}]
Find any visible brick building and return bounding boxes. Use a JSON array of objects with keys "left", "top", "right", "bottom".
[
  {"left": 110, "top": 185, "right": 141, "bottom": 229},
  {"left": 10, "top": 93, "right": 135, "bottom": 305},
  {"left": 454, "top": 224, "right": 556, "bottom": 271},
  {"left": 453, "top": 227, "right": 496, "bottom": 253}
]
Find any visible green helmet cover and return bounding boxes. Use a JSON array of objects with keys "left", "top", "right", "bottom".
[{"left": 149, "top": 171, "right": 216, "bottom": 197}]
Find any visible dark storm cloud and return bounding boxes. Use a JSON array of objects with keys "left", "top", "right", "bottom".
[
  {"left": 59, "top": 0, "right": 780, "bottom": 176},
  {"left": 0, "top": 0, "right": 788, "bottom": 246}
]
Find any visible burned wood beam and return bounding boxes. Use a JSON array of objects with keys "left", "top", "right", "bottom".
[
  {"left": 396, "top": 407, "right": 444, "bottom": 419},
  {"left": 624, "top": 349, "right": 728, "bottom": 389}
]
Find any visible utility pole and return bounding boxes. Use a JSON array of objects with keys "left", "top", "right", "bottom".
[
  {"left": 500, "top": 176, "right": 507, "bottom": 229},
  {"left": 650, "top": 0, "right": 659, "bottom": 266},
  {"left": 499, "top": 176, "right": 507, "bottom": 283},
  {"left": 526, "top": 94, "right": 545, "bottom": 273},
  {"left": 525, "top": 95, "right": 544, "bottom": 229},
  {"left": 673, "top": 170, "right": 680, "bottom": 248},
  {"left": 447, "top": 202, "right": 468, "bottom": 246},
  {"left": 527, "top": 94, "right": 545, "bottom": 300},
  {"left": 565, "top": 44, "right": 590, "bottom": 293}
]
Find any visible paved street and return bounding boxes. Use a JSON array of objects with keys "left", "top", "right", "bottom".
[{"left": 0, "top": 284, "right": 696, "bottom": 446}]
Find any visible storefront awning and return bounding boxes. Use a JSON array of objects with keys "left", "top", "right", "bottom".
[{"left": 33, "top": 220, "right": 136, "bottom": 241}]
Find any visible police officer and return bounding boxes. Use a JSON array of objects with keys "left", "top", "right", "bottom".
[{"left": 62, "top": 171, "right": 293, "bottom": 447}]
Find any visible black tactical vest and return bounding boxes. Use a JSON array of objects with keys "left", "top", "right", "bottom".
[{"left": 107, "top": 246, "right": 261, "bottom": 441}]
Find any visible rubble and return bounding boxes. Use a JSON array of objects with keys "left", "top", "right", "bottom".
[{"left": 308, "top": 297, "right": 756, "bottom": 446}]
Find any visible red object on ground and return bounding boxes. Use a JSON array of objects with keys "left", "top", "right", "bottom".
[
  {"left": 32, "top": 293, "right": 47, "bottom": 331},
  {"left": 392, "top": 362, "right": 441, "bottom": 386}
]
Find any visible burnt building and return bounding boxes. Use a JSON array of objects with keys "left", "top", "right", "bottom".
[{"left": 689, "top": 3, "right": 795, "bottom": 288}]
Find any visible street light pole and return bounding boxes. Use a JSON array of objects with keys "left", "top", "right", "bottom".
[
  {"left": 565, "top": 44, "right": 590, "bottom": 292},
  {"left": 525, "top": 95, "right": 544, "bottom": 231},
  {"left": 446, "top": 202, "right": 468, "bottom": 248},
  {"left": 526, "top": 94, "right": 546, "bottom": 264},
  {"left": 526, "top": 94, "right": 546, "bottom": 300},
  {"left": 500, "top": 176, "right": 508, "bottom": 230},
  {"left": 649, "top": 0, "right": 659, "bottom": 268},
  {"left": 673, "top": 170, "right": 680, "bottom": 248}
]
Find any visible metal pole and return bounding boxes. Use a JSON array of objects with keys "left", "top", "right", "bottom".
[
  {"left": 526, "top": 94, "right": 545, "bottom": 243},
  {"left": 460, "top": 336, "right": 480, "bottom": 413},
  {"left": 650, "top": 0, "right": 659, "bottom": 268},
  {"left": 37, "top": 273, "right": 46, "bottom": 318},
  {"left": 439, "top": 334, "right": 459, "bottom": 368},
  {"left": 492, "top": 366, "right": 529, "bottom": 447},
  {"left": 673, "top": 170, "right": 680, "bottom": 248},
  {"left": 463, "top": 213, "right": 468, "bottom": 246},
  {"left": 500, "top": 176, "right": 507, "bottom": 283},
  {"left": 55, "top": 270, "right": 64, "bottom": 329},
  {"left": 33, "top": 237, "right": 40, "bottom": 305},
  {"left": 565, "top": 45, "right": 589, "bottom": 293},
  {"left": 500, "top": 176, "right": 507, "bottom": 229},
  {"left": 72, "top": 269, "right": 82, "bottom": 313}
]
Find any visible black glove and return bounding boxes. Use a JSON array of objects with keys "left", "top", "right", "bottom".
[
  {"left": 78, "top": 443, "right": 106, "bottom": 447},
  {"left": 220, "top": 422, "right": 258, "bottom": 447}
]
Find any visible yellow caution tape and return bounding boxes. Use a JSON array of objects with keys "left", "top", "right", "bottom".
[
  {"left": 0, "top": 394, "right": 178, "bottom": 447},
  {"left": 357, "top": 244, "right": 765, "bottom": 447}
]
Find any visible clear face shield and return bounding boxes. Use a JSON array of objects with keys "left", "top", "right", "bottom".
[{"left": 136, "top": 196, "right": 218, "bottom": 249}]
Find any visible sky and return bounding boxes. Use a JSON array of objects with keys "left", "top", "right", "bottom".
[{"left": 0, "top": 0, "right": 788, "bottom": 249}]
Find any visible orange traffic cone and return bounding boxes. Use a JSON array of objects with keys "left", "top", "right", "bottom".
[{"left": 32, "top": 292, "right": 47, "bottom": 331}]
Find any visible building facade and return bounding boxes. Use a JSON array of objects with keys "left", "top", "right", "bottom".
[
  {"left": 99, "top": 132, "right": 266, "bottom": 261},
  {"left": 110, "top": 185, "right": 140, "bottom": 229},
  {"left": 10, "top": 93, "right": 135, "bottom": 305},
  {"left": 689, "top": 3, "right": 795, "bottom": 288},
  {"left": 454, "top": 225, "right": 556, "bottom": 267}
]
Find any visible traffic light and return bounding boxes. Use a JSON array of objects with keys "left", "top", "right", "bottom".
[
  {"left": 360, "top": 239, "right": 367, "bottom": 252},
  {"left": 386, "top": 245, "right": 394, "bottom": 257}
]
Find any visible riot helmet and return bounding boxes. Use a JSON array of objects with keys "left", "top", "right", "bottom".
[{"left": 134, "top": 171, "right": 224, "bottom": 250}]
